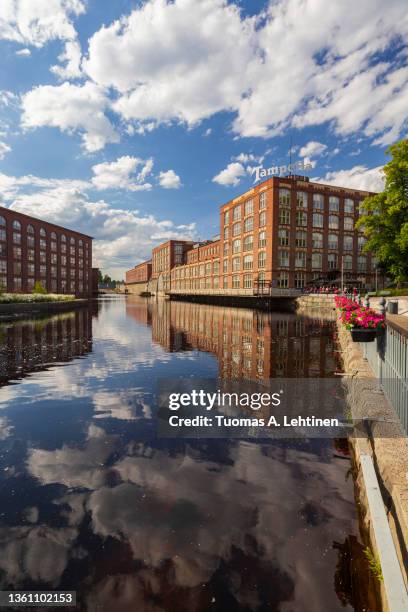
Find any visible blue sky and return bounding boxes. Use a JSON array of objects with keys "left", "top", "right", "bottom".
[{"left": 0, "top": 0, "right": 407, "bottom": 278}]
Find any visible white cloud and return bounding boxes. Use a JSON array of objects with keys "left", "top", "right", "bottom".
[
  {"left": 0, "top": 0, "right": 85, "bottom": 47},
  {"left": 84, "top": 0, "right": 257, "bottom": 129},
  {"left": 299, "top": 141, "right": 327, "bottom": 158},
  {"left": 158, "top": 169, "right": 181, "bottom": 189},
  {"left": 232, "top": 152, "right": 264, "bottom": 164},
  {"left": 0, "top": 142, "right": 11, "bottom": 159},
  {"left": 15, "top": 47, "right": 30, "bottom": 56},
  {"left": 320, "top": 165, "right": 384, "bottom": 192},
  {"left": 51, "top": 40, "right": 82, "bottom": 79},
  {"left": 21, "top": 82, "right": 118, "bottom": 152},
  {"left": 212, "top": 162, "right": 246, "bottom": 187},
  {"left": 91, "top": 156, "right": 153, "bottom": 191}
]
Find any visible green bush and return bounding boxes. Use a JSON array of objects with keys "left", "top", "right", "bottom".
[
  {"left": 33, "top": 281, "right": 47, "bottom": 294},
  {"left": 0, "top": 293, "right": 76, "bottom": 304}
]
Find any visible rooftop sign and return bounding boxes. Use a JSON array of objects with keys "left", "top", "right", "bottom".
[{"left": 251, "top": 159, "right": 313, "bottom": 184}]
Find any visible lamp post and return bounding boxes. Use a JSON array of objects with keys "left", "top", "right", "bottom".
[{"left": 341, "top": 255, "right": 344, "bottom": 293}]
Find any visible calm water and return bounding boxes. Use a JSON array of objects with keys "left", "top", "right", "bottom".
[{"left": 0, "top": 297, "right": 370, "bottom": 611}]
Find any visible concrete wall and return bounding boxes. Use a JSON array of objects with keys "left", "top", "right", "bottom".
[{"left": 125, "top": 281, "right": 149, "bottom": 295}]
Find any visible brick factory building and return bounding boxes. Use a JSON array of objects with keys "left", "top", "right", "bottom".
[
  {"left": 125, "top": 261, "right": 152, "bottom": 295},
  {"left": 126, "top": 175, "right": 376, "bottom": 294},
  {"left": 0, "top": 206, "right": 92, "bottom": 298}
]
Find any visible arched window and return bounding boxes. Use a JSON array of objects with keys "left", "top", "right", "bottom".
[
  {"left": 0, "top": 216, "right": 6, "bottom": 227},
  {"left": 51, "top": 231, "right": 57, "bottom": 240},
  {"left": 27, "top": 224, "right": 34, "bottom": 234},
  {"left": 78, "top": 239, "right": 83, "bottom": 247},
  {"left": 328, "top": 234, "right": 338, "bottom": 250},
  {"left": 40, "top": 227, "right": 46, "bottom": 236},
  {"left": 61, "top": 234, "right": 66, "bottom": 242},
  {"left": 343, "top": 235, "right": 353, "bottom": 251},
  {"left": 70, "top": 237, "right": 75, "bottom": 244},
  {"left": 343, "top": 255, "right": 353, "bottom": 270},
  {"left": 12, "top": 220, "right": 21, "bottom": 230}
]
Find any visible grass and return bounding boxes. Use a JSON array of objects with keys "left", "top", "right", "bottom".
[
  {"left": 0, "top": 293, "right": 76, "bottom": 304},
  {"left": 363, "top": 547, "right": 383, "bottom": 582}
]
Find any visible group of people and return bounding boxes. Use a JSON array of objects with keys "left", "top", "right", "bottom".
[{"left": 304, "top": 285, "right": 361, "bottom": 295}]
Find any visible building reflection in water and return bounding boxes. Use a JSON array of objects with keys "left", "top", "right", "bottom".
[
  {"left": 0, "top": 308, "right": 93, "bottom": 386},
  {"left": 126, "top": 298, "right": 340, "bottom": 379}
]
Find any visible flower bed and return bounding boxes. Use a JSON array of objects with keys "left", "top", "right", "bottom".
[
  {"left": 334, "top": 295, "right": 385, "bottom": 342},
  {"left": 0, "top": 293, "right": 76, "bottom": 304}
]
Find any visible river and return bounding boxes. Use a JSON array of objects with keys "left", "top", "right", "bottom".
[{"left": 0, "top": 296, "right": 374, "bottom": 611}]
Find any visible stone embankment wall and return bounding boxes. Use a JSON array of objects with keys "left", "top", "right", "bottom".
[
  {"left": 125, "top": 282, "right": 150, "bottom": 295},
  {"left": 337, "top": 322, "right": 408, "bottom": 607},
  {"left": 296, "top": 294, "right": 337, "bottom": 320}
]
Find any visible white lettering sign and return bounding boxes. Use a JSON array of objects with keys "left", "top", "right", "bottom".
[{"left": 251, "top": 160, "right": 313, "bottom": 183}]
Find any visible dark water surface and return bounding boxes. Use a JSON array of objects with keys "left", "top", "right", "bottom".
[{"left": 0, "top": 297, "right": 370, "bottom": 611}]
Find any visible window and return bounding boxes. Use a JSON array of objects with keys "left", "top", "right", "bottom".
[
  {"left": 61, "top": 255, "right": 67, "bottom": 266},
  {"left": 232, "top": 239, "right": 241, "bottom": 253},
  {"left": 343, "top": 255, "right": 353, "bottom": 270},
  {"left": 358, "top": 256, "right": 367, "bottom": 271},
  {"left": 243, "top": 255, "right": 253, "bottom": 270},
  {"left": 51, "top": 231, "right": 57, "bottom": 240},
  {"left": 344, "top": 198, "right": 354, "bottom": 214},
  {"left": 13, "top": 232, "right": 21, "bottom": 244},
  {"left": 313, "top": 193, "right": 324, "bottom": 210},
  {"left": 0, "top": 244, "right": 5, "bottom": 257},
  {"left": 12, "top": 220, "right": 21, "bottom": 230},
  {"left": 278, "top": 228, "right": 289, "bottom": 246},
  {"left": 70, "top": 237, "right": 75, "bottom": 245},
  {"left": 244, "top": 200, "right": 253, "bottom": 215},
  {"left": 0, "top": 229, "right": 5, "bottom": 242},
  {"left": 28, "top": 263, "right": 35, "bottom": 276},
  {"left": 295, "top": 251, "right": 306, "bottom": 268},
  {"left": 0, "top": 216, "right": 5, "bottom": 227},
  {"left": 328, "top": 253, "right": 338, "bottom": 270},
  {"left": 296, "top": 230, "right": 307, "bottom": 248},
  {"left": 27, "top": 224, "right": 34, "bottom": 234},
  {"left": 278, "top": 249, "right": 289, "bottom": 267},
  {"left": 312, "top": 232, "right": 323, "bottom": 249},
  {"left": 278, "top": 209, "right": 290, "bottom": 224},
  {"left": 343, "top": 235, "right": 353, "bottom": 251},
  {"left": 40, "top": 227, "right": 46, "bottom": 237},
  {"left": 296, "top": 211, "right": 307, "bottom": 226},
  {"left": 223, "top": 242, "right": 229, "bottom": 256},
  {"left": 358, "top": 236, "right": 366, "bottom": 252},
  {"left": 232, "top": 257, "right": 240, "bottom": 271},
  {"left": 51, "top": 240, "right": 57, "bottom": 252},
  {"left": 279, "top": 189, "right": 291, "bottom": 207},
  {"left": 28, "top": 249, "right": 35, "bottom": 262},
  {"left": 13, "top": 247, "right": 21, "bottom": 259},
  {"left": 258, "top": 251, "right": 266, "bottom": 268},
  {"left": 344, "top": 217, "right": 354, "bottom": 231},
  {"left": 258, "top": 230, "right": 266, "bottom": 248},
  {"left": 51, "top": 253, "right": 57, "bottom": 264},
  {"left": 40, "top": 239, "right": 46, "bottom": 249},
  {"left": 329, "top": 196, "right": 339, "bottom": 212},
  {"left": 232, "top": 222, "right": 241, "bottom": 236},
  {"left": 313, "top": 213, "right": 323, "bottom": 228},
  {"left": 243, "top": 216, "right": 253, "bottom": 232},
  {"left": 259, "top": 192, "right": 267, "bottom": 209},
  {"left": 13, "top": 262, "right": 21, "bottom": 275},
  {"left": 243, "top": 234, "right": 253, "bottom": 251},
  {"left": 296, "top": 192, "right": 307, "bottom": 208},
  {"left": 40, "top": 252, "right": 46, "bottom": 264},
  {"left": 27, "top": 278, "right": 34, "bottom": 291},
  {"left": 328, "top": 234, "right": 338, "bottom": 250},
  {"left": 223, "top": 226, "right": 229, "bottom": 240},
  {"left": 40, "top": 265, "right": 47, "bottom": 277},
  {"left": 61, "top": 234, "right": 66, "bottom": 243},
  {"left": 259, "top": 211, "right": 267, "bottom": 227},
  {"left": 27, "top": 234, "right": 35, "bottom": 247},
  {"left": 61, "top": 267, "right": 66, "bottom": 278},
  {"left": 13, "top": 277, "right": 22, "bottom": 291},
  {"left": 223, "top": 276, "right": 228, "bottom": 289},
  {"left": 295, "top": 273, "right": 305, "bottom": 289},
  {"left": 224, "top": 210, "right": 230, "bottom": 225},
  {"left": 232, "top": 275, "right": 240, "bottom": 289},
  {"left": 223, "top": 259, "right": 228, "bottom": 273},
  {"left": 233, "top": 206, "right": 241, "bottom": 222},
  {"left": 328, "top": 215, "right": 339, "bottom": 229},
  {"left": 243, "top": 274, "right": 252, "bottom": 289},
  {"left": 312, "top": 252, "right": 322, "bottom": 269},
  {"left": 213, "top": 261, "right": 219, "bottom": 275},
  {"left": 205, "top": 262, "right": 211, "bottom": 275},
  {"left": 278, "top": 271, "right": 289, "bottom": 288}
]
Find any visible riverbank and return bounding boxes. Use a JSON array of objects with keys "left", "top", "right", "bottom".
[
  {"left": 336, "top": 316, "right": 408, "bottom": 607},
  {"left": 0, "top": 299, "right": 89, "bottom": 322}
]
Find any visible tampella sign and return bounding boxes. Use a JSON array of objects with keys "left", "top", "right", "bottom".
[{"left": 251, "top": 159, "right": 313, "bottom": 183}]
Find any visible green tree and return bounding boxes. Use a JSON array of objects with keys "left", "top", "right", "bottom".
[
  {"left": 33, "top": 281, "right": 47, "bottom": 294},
  {"left": 97, "top": 269, "right": 103, "bottom": 284},
  {"left": 356, "top": 139, "right": 408, "bottom": 285},
  {"left": 102, "top": 274, "right": 112, "bottom": 285}
]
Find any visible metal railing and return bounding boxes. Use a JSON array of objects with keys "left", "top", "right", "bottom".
[{"left": 357, "top": 295, "right": 408, "bottom": 436}]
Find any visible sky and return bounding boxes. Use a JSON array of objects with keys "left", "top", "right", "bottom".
[{"left": 0, "top": 0, "right": 407, "bottom": 279}]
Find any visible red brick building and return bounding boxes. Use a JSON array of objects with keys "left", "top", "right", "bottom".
[
  {"left": 125, "top": 261, "right": 152, "bottom": 284},
  {"left": 0, "top": 206, "right": 92, "bottom": 297},
  {"left": 125, "top": 175, "right": 376, "bottom": 293}
]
